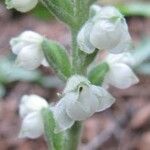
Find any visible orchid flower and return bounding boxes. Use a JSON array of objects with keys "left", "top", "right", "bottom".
[
  {"left": 19, "top": 95, "right": 48, "bottom": 139},
  {"left": 10, "top": 31, "right": 48, "bottom": 70}
]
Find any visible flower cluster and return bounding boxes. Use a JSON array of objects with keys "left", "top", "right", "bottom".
[
  {"left": 19, "top": 75, "right": 115, "bottom": 138},
  {"left": 7, "top": 3, "right": 139, "bottom": 139}
]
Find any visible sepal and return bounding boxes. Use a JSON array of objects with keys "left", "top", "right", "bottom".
[
  {"left": 41, "top": 108, "right": 66, "bottom": 150},
  {"left": 88, "top": 62, "right": 109, "bottom": 85},
  {"left": 42, "top": 39, "right": 72, "bottom": 79}
]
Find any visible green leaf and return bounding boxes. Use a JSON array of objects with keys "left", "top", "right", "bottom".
[
  {"left": 42, "top": 39, "right": 72, "bottom": 80},
  {"left": 117, "top": 3, "right": 150, "bottom": 17},
  {"left": 32, "top": 3, "right": 54, "bottom": 20},
  {"left": 88, "top": 62, "right": 109, "bottom": 85},
  {"left": 41, "top": 108, "right": 66, "bottom": 150},
  {"left": 41, "top": 0, "right": 75, "bottom": 26}
]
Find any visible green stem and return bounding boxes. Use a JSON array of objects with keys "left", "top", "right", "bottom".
[
  {"left": 71, "top": 28, "right": 79, "bottom": 74},
  {"left": 66, "top": 122, "right": 82, "bottom": 150}
]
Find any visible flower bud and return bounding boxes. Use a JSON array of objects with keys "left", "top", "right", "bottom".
[
  {"left": 77, "top": 5, "right": 131, "bottom": 54},
  {"left": 5, "top": 0, "right": 38, "bottom": 12},
  {"left": 10, "top": 31, "right": 47, "bottom": 70},
  {"left": 104, "top": 53, "right": 139, "bottom": 89},
  {"left": 19, "top": 95, "right": 48, "bottom": 139}
]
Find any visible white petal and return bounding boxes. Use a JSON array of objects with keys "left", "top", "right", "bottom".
[
  {"left": 10, "top": 39, "right": 28, "bottom": 54},
  {"left": 97, "top": 6, "right": 123, "bottom": 19},
  {"left": 19, "top": 31, "right": 43, "bottom": 43},
  {"left": 16, "top": 44, "right": 44, "bottom": 70},
  {"left": 106, "top": 52, "right": 135, "bottom": 67},
  {"left": 64, "top": 75, "right": 90, "bottom": 94},
  {"left": 19, "top": 95, "right": 48, "bottom": 118},
  {"left": 90, "top": 5, "right": 102, "bottom": 17},
  {"left": 7, "top": 0, "right": 38, "bottom": 12},
  {"left": 77, "top": 22, "right": 95, "bottom": 54},
  {"left": 109, "top": 21, "right": 132, "bottom": 54},
  {"left": 41, "top": 59, "right": 49, "bottom": 67},
  {"left": 51, "top": 100, "right": 74, "bottom": 133},
  {"left": 65, "top": 87, "right": 99, "bottom": 121},
  {"left": 90, "top": 20, "right": 122, "bottom": 50},
  {"left": 106, "top": 63, "right": 139, "bottom": 89},
  {"left": 91, "top": 85, "right": 115, "bottom": 111},
  {"left": 19, "top": 112, "right": 44, "bottom": 139}
]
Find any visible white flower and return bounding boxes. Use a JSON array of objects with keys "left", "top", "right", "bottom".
[
  {"left": 51, "top": 75, "right": 115, "bottom": 133},
  {"left": 10, "top": 31, "right": 48, "bottom": 70},
  {"left": 104, "top": 52, "right": 139, "bottom": 89},
  {"left": 5, "top": 0, "right": 38, "bottom": 12},
  {"left": 77, "top": 5, "right": 131, "bottom": 54},
  {"left": 19, "top": 95, "right": 48, "bottom": 139}
]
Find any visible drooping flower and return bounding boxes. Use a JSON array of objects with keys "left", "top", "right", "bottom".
[
  {"left": 10, "top": 31, "right": 48, "bottom": 70},
  {"left": 77, "top": 5, "right": 131, "bottom": 54},
  {"left": 19, "top": 95, "right": 48, "bottom": 139},
  {"left": 103, "top": 52, "right": 139, "bottom": 89},
  {"left": 5, "top": 0, "right": 38, "bottom": 12},
  {"left": 51, "top": 75, "right": 115, "bottom": 133}
]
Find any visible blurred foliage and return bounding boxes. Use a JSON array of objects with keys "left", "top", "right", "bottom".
[
  {"left": 133, "top": 38, "right": 150, "bottom": 75},
  {"left": 116, "top": 3, "right": 150, "bottom": 17},
  {"left": 0, "top": 57, "right": 64, "bottom": 98}
]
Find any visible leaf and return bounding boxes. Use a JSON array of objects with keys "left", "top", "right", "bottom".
[
  {"left": 32, "top": 3, "right": 54, "bottom": 20},
  {"left": 41, "top": 0, "right": 75, "bottom": 26},
  {"left": 42, "top": 39, "right": 72, "bottom": 80},
  {"left": 41, "top": 108, "right": 66, "bottom": 150},
  {"left": 117, "top": 3, "right": 150, "bottom": 17},
  {"left": 88, "top": 62, "right": 109, "bottom": 85}
]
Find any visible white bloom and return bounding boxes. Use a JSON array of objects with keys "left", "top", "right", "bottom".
[
  {"left": 5, "top": 0, "right": 38, "bottom": 12},
  {"left": 104, "top": 53, "right": 139, "bottom": 89},
  {"left": 19, "top": 95, "right": 48, "bottom": 139},
  {"left": 10, "top": 31, "right": 48, "bottom": 70},
  {"left": 77, "top": 5, "right": 131, "bottom": 54},
  {"left": 51, "top": 75, "right": 115, "bottom": 133}
]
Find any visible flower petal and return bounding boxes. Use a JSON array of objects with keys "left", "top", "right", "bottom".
[
  {"left": 41, "top": 59, "right": 49, "bottom": 67},
  {"left": 64, "top": 75, "right": 90, "bottom": 94},
  {"left": 106, "top": 52, "right": 135, "bottom": 67},
  {"left": 77, "top": 22, "right": 95, "bottom": 54},
  {"left": 19, "top": 112, "right": 44, "bottom": 139},
  {"left": 65, "top": 87, "right": 99, "bottom": 121},
  {"left": 19, "top": 95, "right": 48, "bottom": 118},
  {"left": 16, "top": 44, "right": 44, "bottom": 70},
  {"left": 10, "top": 40, "right": 28, "bottom": 54},
  {"left": 51, "top": 100, "right": 74, "bottom": 133},
  {"left": 109, "top": 21, "right": 132, "bottom": 54},
  {"left": 6, "top": 0, "right": 38, "bottom": 12},
  {"left": 19, "top": 31, "right": 43, "bottom": 43},
  {"left": 90, "top": 5, "right": 102, "bottom": 18},
  {"left": 106, "top": 63, "right": 139, "bottom": 89},
  {"left": 90, "top": 20, "right": 122, "bottom": 50},
  {"left": 91, "top": 85, "right": 115, "bottom": 111}
]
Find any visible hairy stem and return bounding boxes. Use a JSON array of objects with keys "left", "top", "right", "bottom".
[{"left": 66, "top": 122, "right": 83, "bottom": 150}]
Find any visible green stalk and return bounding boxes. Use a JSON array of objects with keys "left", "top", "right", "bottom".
[
  {"left": 40, "top": 1, "right": 99, "bottom": 150},
  {"left": 66, "top": 122, "right": 83, "bottom": 150}
]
